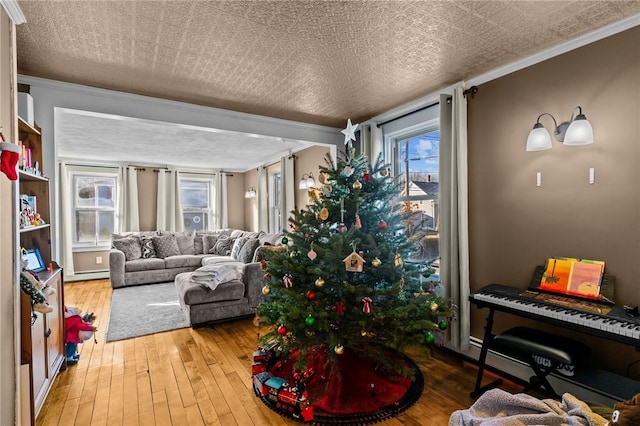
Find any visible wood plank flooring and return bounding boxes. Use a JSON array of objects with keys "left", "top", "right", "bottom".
[{"left": 37, "top": 279, "right": 521, "bottom": 425}]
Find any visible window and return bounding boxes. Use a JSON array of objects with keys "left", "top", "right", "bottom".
[
  {"left": 180, "top": 177, "right": 214, "bottom": 232},
  {"left": 72, "top": 173, "right": 117, "bottom": 247},
  {"left": 269, "top": 171, "right": 281, "bottom": 233},
  {"left": 392, "top": 127, "right": 440, "bottom": 263}
]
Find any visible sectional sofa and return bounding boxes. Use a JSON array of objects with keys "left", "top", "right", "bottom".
[{"left": 109, "top": 229, "right": 283, "bottom": 325}]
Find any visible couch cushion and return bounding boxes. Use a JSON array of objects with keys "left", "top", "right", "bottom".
[
  {"left": 204, "top": 234, "right": 222, "bottom": 254},
  {"left": 164, "top": 254, "right": 205, "bottom": 269},
  {"left": 201, "top": 256, "right": 244, "bottom": 267},
  {"left": 237, "top": 238, "right": 260, "bottom": 263},
  {"left": 212, "top": 235, "right": 236, "bottom": 256},
  {"left": 125, "top": 257, "right": 165, "bottom": 272},
  {"left": 139, "top": 234, "right": 157, "bottom": 258},
  {"left": 259, "top": 232, "right": 284, "bottom": 246},
  {"left": 112, "top": 236, "right": 142, "bottom": 261},
  {"left": 176, "top": 232, "right": 195, "bottom": 255},
  {"left": 175, "top": 272, "right": 245, "bottom": 305},
  {"left": 153, "top": 234, "right": 181, "bottom": 258},
  {"left": 230, "top": 236, "right": 249, "bottom": 260}
]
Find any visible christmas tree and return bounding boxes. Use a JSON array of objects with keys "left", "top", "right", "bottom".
[{"left": 254, "top": 120, "right": 452, "bottom": 419}]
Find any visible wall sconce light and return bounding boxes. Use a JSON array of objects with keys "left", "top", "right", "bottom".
[
  {"left": 244, "top": 187, "right": 256, "bottom": 198},
  {"left": 299, "top": 173, "right": 316, "bottom": 190},
  {"left": 526, "top": 106, "right": 594, "bottom": 151}
]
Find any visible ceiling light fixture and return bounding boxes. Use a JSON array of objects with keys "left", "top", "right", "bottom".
[
  {"left": 244, "top": 187, "right": 256, "bottom": 199},
  {"left": 299, "top": 173, "right": 316, "bottom": 190},
  {"left": 526, "top": 106, "right": 594, "bottom": 151}
]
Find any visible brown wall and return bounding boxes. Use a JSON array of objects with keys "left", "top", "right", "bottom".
[
  {"left": 242, "top": 145, "right": 330, "bottom": 231},
  {"left": 467, "top": 26, "right": 640, "bottom": 374}
]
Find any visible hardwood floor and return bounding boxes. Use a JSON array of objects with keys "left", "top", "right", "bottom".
[{"left": 37, "top": 279, "right": 521, "bottom": 425}]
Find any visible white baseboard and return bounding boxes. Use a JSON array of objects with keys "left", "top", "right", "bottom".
[
  {"left": 463, "top": 337, "right": 620, "bottom": 407},
  {"left": 64, "top": 271, "right": 109, "bottom": 282}
]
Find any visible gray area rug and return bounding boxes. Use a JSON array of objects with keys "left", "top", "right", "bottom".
[{"left": 106, "top": 282, "right": 190, "bottom": 342}]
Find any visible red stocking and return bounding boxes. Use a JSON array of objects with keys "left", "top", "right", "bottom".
[{"left": 0, "top": 142, "right": 20, "bottom": 181}]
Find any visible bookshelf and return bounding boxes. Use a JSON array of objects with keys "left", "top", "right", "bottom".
[{"left": 18, "top": 116, "right": 65, "bottom": 424}]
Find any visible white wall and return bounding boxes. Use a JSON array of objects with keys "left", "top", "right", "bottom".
[{"left": 16, "top": 76, "right": 343, "bottom": 261}]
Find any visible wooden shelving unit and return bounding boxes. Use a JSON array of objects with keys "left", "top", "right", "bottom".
[{"left": 18, "top": 116, "right": 65, "bottom": 425}]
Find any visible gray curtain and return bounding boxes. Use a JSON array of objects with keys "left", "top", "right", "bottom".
[
  {"left": 439, "top": 87, "right": 470, "bottom": 352},
  {"left": 279, "top": 155, "right": 295, "bottom": 232},
  {"left": 156, "top": 169, "right": 184, "bottom": 231},
  {"left": 258, "top": 166, "right": 268, "bottom": 232},
  {"left": 118, "top": 166, "right": 139, "bottom": 232},
  {"left": 214, "top": 171, "right": 228, "bottom": 229},
  {"left": 359, "top": 123, "right": 383, "bottom": 162}
]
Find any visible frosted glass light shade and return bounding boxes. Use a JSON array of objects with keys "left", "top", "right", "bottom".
[
  {"left": 563, "top": 116, "right": 593, "bottom": 146},
  {"left": 298, "top": 178, "right": 308, "bottom": 190},
  {"left": 526, "top": 124, "right": 553, "bottom": 151}
]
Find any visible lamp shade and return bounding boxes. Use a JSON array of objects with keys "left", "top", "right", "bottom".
[
  {"left": 563, "top": 114, "right": 593, "bottom": 146},
  {"left": 306, "top": 174, "right": 316, "bottom": 188},
  {"left": 298, "top": 178, "right": 308, "bottom": 190},
  {"left": 526, "top": 123, "right": 553, "bottom": 151},
  {"left": 245, "top": 187, "right": 256, "bottom": 198}
]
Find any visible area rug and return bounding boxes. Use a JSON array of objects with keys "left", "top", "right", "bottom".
[{"left": 106, "top": 282, "right": 190, "bottom": 342}]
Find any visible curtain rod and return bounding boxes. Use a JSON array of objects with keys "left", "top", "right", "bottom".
[{"left": 376, "top": 101, "right": 440, "bottom": 128}]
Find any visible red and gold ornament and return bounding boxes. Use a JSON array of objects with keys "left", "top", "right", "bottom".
[
  {"left": 361, "top": 296, "right": 373, "bottom": 314},
  {"left": 277, "top": 324, "right": 288, "bottom": 336},
  {"left": 283, "top": 273, "right": 293, "bottom": 288}
]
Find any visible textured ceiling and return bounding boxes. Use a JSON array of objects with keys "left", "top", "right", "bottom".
[{"left": 16, "top": 1, "right": 640, "bottom": 128}]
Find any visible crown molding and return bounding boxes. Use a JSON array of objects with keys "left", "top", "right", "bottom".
[
  {"left": 0, "top": 0, "right": 25, "bottom": 25},
  {"left": 17, "top": 75, "right": 342, "bottom": 138}
]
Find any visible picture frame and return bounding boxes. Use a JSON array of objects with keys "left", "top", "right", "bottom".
[{"left": 23, "top": 248, "right": 45, "bottom": 272}]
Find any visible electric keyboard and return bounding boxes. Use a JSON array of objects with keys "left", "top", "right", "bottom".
[{"left": 470, "top": 284, "right": 640, "bottom": 347}]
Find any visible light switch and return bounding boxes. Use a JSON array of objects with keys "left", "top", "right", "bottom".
[
  {"left": 589, "top": 168, "right": 595, "bottom": 184},
  {"left": 536, "top": 172, "right": 541, "bottom": 187}
]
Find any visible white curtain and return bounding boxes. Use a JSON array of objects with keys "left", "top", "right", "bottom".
[
  {"left": 59, "top": 162, "right": 75, "bottom": 277},
  {"left": 156, "top": 169, "right": 184, "bottom": 232},
  {"left": 280, "top": 156, "right": 295, "bottom": 232},
  {"left": 439, "top": 87, "right": 470, "bottom": 352},
  {"left": 118, "top": 166, "right": 140, "bottom": 232},
  {"left": 258, "top": 166, "right": 268, "bottom": 232},
  {"left": 214, "top": 171, "right": 228, "bottom": 229}
]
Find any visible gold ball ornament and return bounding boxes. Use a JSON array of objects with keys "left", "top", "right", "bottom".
[
  {"left": 317, "top": 207, "right": 329, "bottom": 221},
  {"left": 352, "top": 180, "right": 362, "bottom": 190},
  {"left": 334, "top": 344, "right": 344, "bottom": 355},
  {"left": 315, "top": 277, "right": 325, "bottom": 288},
  {"left": 261, "top": 285, "right": 271, "bottom": 296},
  {"left": 430, "top": 302, "right": 439, "bottom": 312},
  {"left": 372, "top": 257, "right": 382, "bottom": 268}
]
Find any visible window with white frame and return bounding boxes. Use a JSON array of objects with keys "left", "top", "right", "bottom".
[
  {"left": 269, "top": 171, "right": 281, "bottom": 233},
  {"left": 72, "top": 173, "right": 118, "bottom": 247},
  {"left": 390, "top": 122, "right": 440, "bottom": 263},
  {"left": 180, "top": 176, "right": 215, "bottom": 232}
]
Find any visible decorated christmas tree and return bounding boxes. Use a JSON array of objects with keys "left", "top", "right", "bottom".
[{"left": 253, "top": 120, "right": 452, "bottom": 422}]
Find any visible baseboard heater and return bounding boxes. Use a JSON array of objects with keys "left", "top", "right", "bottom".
[{"left": 461, "top": 336, "right": 640, "bottom": 407}]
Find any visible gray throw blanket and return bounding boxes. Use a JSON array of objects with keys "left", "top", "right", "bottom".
[
  {"left": 190, "top": 263, "right": 243, "bottom": 290},
  {"left": 449, "top": 389, "right": 607, "bottom": 426}
]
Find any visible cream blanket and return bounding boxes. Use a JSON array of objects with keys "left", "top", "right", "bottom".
[
  {"left": 449, "top": 389, "right": 608, "bottom": 426},
  {"left": 190, "top": 263, "right": 243, "bottom": 290}
]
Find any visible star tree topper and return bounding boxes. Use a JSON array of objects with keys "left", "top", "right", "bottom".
[{"left": 341, "top": 119, "right": 359, "bottom": 148}]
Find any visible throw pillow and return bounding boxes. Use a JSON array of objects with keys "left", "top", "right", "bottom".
[
  {"left": 112, "top": 236, "right": 142, "bottom": 261},
  {"left": 252, "top": 244, "right": 287, "bottom": 263},
  {"left": 152, "top": 234, "right": 180, "bottom": 258},
  {"left": 175, "top": 232, "right": 195, "bottom": 255},
  {"left": 230, "top": 236, "right": 249, "bottom": 260},
  {"left": 139, "top": 235, "right": 156, "bottom": 259},
  {"left": 203, "top": 234, "right": 221, "bottom": 254},
  {"left": 237, "top": 238, "right": 260, "bottom": 263},
  {"left": 212, "top": 236, "right": 236, "bottom": 256}
]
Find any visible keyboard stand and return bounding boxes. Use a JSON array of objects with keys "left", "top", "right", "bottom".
[{"left": 470, "top": 307, "right": 503, "bottom": 397}]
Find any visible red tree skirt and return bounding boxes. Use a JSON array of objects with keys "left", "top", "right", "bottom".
[{"left": 253, "top": 346, "right": 424, "bottom": 423}]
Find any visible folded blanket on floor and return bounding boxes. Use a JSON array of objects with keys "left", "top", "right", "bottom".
[
  {"left": 191, "top": 264, "right": 243, "bottom": 290},
  {"left": 448, "top": 388, "right": 607, "bottom": 426}
]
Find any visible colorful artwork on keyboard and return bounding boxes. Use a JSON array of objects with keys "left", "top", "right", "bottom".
[{"left": 540, "top": 257, "right": 605, "bottom": 300}]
